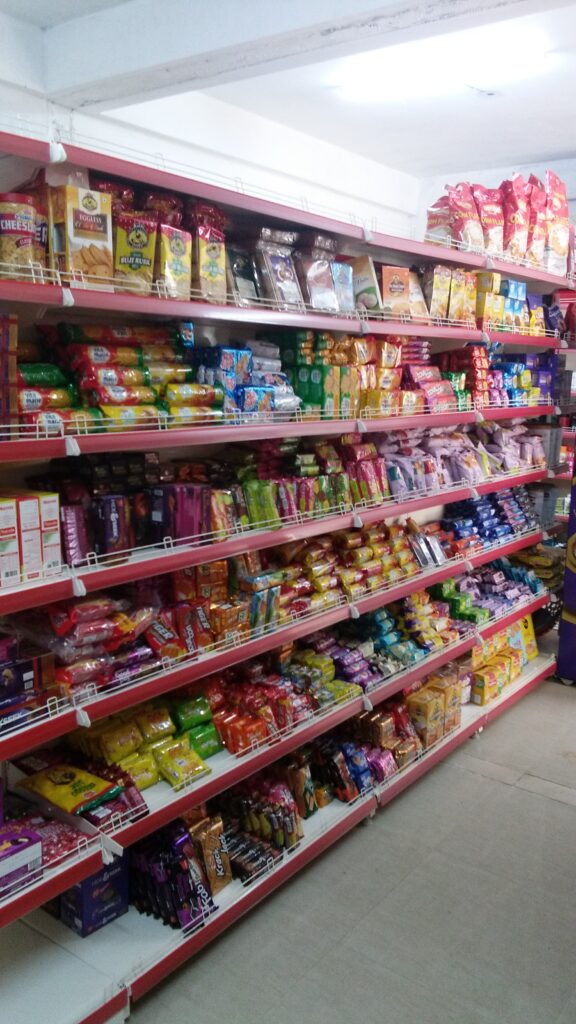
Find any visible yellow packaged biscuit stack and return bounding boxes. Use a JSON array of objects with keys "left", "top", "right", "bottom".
[
  {"left": 114, "top": 211, "right": 158, "bottom": 295},
  {"left": 155, "top": 224, "right": 192, "bottom": 300}
]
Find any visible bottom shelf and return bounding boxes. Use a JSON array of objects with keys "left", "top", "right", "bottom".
[{"left": 4, "top": 654, "right": 556, "bottom": 1023}]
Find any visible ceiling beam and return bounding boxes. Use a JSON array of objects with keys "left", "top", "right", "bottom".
[{"left": 43, "top": 0, "right": 576, "bottom": 111}]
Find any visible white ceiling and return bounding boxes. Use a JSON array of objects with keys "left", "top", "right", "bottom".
[
  {"left": 0, "top": 0, "right": 129, "bottom": 28},
  {"left": 204, "top": 7, "right": 576, "bottom": 177}
]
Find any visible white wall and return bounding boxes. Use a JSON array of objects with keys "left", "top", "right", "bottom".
[{"left": 0, "top": 85, "right": 421, "bottom": 238}]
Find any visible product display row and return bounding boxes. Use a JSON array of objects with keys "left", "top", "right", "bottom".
[
  {"left": 426, "top": 171, "right": 571, "bottom": 275},
  {"left": 10, "top": 319, "right": 559, "bottom": 444},
  {"left": 0, "top": 591, "right": 542, "bottom": 918},
  {"left": 0, "top": 419, "right": 546, "bottom": 584},
  {"left": 0, "top": 164, "right": 572, "bottom": 331}
]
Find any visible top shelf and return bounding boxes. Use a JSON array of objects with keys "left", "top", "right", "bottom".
[{"left": 1, "top": 130, "right": 575, "bottom": 294}]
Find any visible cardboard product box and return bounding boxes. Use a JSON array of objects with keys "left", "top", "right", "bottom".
[
  {"left": 0, "top": 496, "right": 21, "bottom": 587},
  {"left": 60, "top": 858, "right": 129, "bottom": 937},
  {"left": 0, "top": 647, "right": 55, "bottom": 707},
  {"left": 471, "top": 672, "right": 500, "bottom": 706},
  {"left": 49, "top": 185, "right": 113, "bottom": 288},
  {"left": 352, "top": 255, "right": 383, "bottom": 312},
  {"left": 10, "top": 491, "right": 62, "bottom": 576},
  {"left": 406, "top": 687, "right": 444, "bottom": 735},
  {"left": 427, "top": 677, "right": 462, "bottom": 715},
  {"left": 444, "top": 704, "right": 462, "bottom": 734},
  {"left": 474, "top": 271, "right": 501, "bottom": 294},
  {"left": 381, "top": 266, "right": 410, "bottom": 318},
  {"left": 417, "top": 721, "right": 444, "bottom": 749},
  {"left": 518, "top": 613, "right": 538, "bottom": 661},
  {"left": 0, "top": 825, "right": 42, "bottom": 896}
]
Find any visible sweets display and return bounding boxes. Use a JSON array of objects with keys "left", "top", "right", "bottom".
[
  {"left": 9, "top": 417, "right": 543, "bottom": 573},
  {"left": 426, "top": 170, "right": 572, "bottom": 276},
  {"left": 27, "top": 605, "right": 541, "bottom": 935}
]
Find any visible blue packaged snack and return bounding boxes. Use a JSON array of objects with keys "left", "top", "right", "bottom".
[{"left": 235, "top": 385, "right": 275, "bottom": 415}]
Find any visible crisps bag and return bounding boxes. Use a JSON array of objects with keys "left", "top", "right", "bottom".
[
  {"left": 525, "top": 179, "right": 547, "bottom": 267},
  {"left": 472, "top": 185, "right": 504, "bottom": 255},
  {"left": 501, "top": 174, "right": 529, "bottom": 261},
  {"left": 446, "top": 183, "right": 484, "bottom": 252},
  {"left": 544, "top": 169, "right": 570, "bottom": 277},
  {"left": 426, "top": 196, "right": 451, "bottom": 246}
]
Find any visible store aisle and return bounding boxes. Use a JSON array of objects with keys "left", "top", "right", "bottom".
[{"left": 131, "top": 679, "right": 576, "bottom": 1024}]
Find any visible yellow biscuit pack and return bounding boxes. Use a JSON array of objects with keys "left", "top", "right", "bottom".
[
  {"left": 155, "top": 224, "right": 192, "bottom": 300},
  {"left": 114, "top": 211, "right": 158, "bottom": 294}
]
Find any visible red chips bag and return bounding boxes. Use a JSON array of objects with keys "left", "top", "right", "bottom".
[
  {"left": 446, "top": 183, "right": 484, "bottom": 252},
  {"left": 426, "top": 196, "right": 451, "bottom": 246},
  {"left": 471, "top": 185, "right": 504, "bottom": 255},
  {"left": 545, "top": 169, "right": 570, "bottom": 276},
  {"left": 525, "top": 178, "right": 547, "bottom": 267},
  {"left": 501, "top": 174, "right": 529, "bottom": 261}
]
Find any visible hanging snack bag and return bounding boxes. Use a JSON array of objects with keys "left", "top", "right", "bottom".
[
  {"left": 155, "top": 224, "right": 192, "bottom": 300},
  {"left": 113, "top": 211, "right": 158, "bottom": 295},
  {"left": 525, "top": 178, "right": 547, "bottom": 268},
  {"left": 471, "top": 185, "right": 504, "bottom": 255},
  {"left": 226, "top": 247, "right": 261, "bottom": 305},
  {"left": 254, "top": 240, "right": 305, "bottom": 310},
  {"left": 331, "top": 262, "right": 355, "bottom": 313},
  {"left": 188, "top": 202, "right": 227, "bottom": 304},
  {"left": 422, "top": 265, "right": 452, "bottom": 320},
  {"left": 544, "top": 170, "right": 570, "bottom": 276},
  {"left": 294, "top": 252, "right": 339, "bottom": 312},
  {"left": 408, "top": 271, "right": 430, "bottom": 322},
  {"left": 501, "top": 175, "right": 529, "bottom": 261},
  {"left": 446, "top": 183, "right": 484, "bottom": 252},
  {"left": 425, "top": 196, "right": 452, "bottom": 246}
]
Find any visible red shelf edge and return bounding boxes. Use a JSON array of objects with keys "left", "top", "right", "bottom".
[
  {"left": 0, "top": 849, "right": 102, "bottom": 931},
  {"left": 468, "top": 530, "right": 542, "bottom": 570},
  {"left": 487, "top": 331, "right": 561, "bottom": 349},
  {"left": 79, "top": 989, "right": 130, "bottom": 1024},
  {"left": 0, "top": 412, "right": 553, "bottom": 464},
  {"left": 0, "top": 709, "right": 78, "bottom": 761}
]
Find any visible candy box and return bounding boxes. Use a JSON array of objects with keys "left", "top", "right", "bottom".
[
  {"left": 0, "top": 825, "right": 42, "bottom": 896},
  {"left": 475, "top": 271, "right": 501, "bottom": 294},
  {"left": 60, "top": 858, "right": 129, "bottom": 937}
]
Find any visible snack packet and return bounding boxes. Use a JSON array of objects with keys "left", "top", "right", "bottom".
[{"left": 446, "top": 183, "right": 484, "bottom": 251}]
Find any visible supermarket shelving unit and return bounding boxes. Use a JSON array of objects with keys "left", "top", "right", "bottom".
[{"left": 0, "top": 128, "right": 564, "bottom": 1023}]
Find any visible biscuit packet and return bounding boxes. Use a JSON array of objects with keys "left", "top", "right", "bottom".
[
  {"left": 501, "top": 175, "right": 529, "bottom": 261},
  {"left": 188, "top": 202, "right": 227, "bottom": 304},
  {"left": 408, "top": 271, "right": 430, "bottom": 322},
  {"left": 425, "top": 196, "right": 451, "bottom": 246},
  {"left": 114, "top": 211, "right": 158, "bottom": 295},
  {"left": 422, "top": 264, "right": 451, "bottom": 320},
  {"left": 446, "top": 183, "right": 484, "bottom": 252},
  {"left": 154, "top": 224, "right": 192, "bottom": 300},
  {"left": 472, "top": 185, "right": 504, "bottom": 255},
  {"left": 50, "top": 185, "right": 114, "bottom": 289}
]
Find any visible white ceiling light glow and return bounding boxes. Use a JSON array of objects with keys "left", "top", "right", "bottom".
[{"left": 332, "top": 21, "right": 561, "bottom": 103}]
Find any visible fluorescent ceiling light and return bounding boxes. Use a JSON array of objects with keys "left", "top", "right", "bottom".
[{"left": 332, "top": 20, "right": 561, "bottom": 103}]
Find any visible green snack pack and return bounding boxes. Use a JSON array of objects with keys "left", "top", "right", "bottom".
[
  {"left": 17, "top": 363, "right": 68, "bottom": 387},
  {"left": 187, "top": 721, "right": 223, "bottom": 759},
  {"left": 172, "top": 695, "right": 212, "bottom": 732}
]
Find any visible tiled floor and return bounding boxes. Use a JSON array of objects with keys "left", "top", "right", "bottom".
[{"left": 131, "top": 677, "right": 576, "bottom": 1024}]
